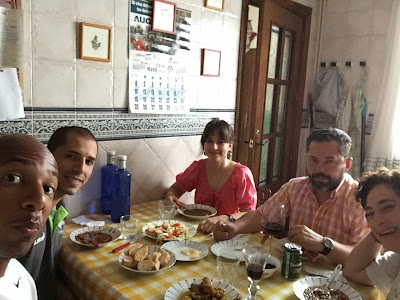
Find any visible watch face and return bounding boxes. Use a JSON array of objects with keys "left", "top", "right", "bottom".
[{"left": 324, "top": 237, "right": 333, "bottom": 248}]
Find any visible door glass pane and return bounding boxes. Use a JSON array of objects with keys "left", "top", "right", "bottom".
[
  {"left": 247, "top": 5, "right": 259, "bottom": 51},
  {"left": 273, "top": 137, "right": 283, "bottom": 181},
  {"left": 281, "top": 31, "right": 292, "bottom": 80},
  {"left": 263, "top": 84, "right": 274, "bottom": 134},
  {"left": 259, "top": 139, "right": 269, "bottom": 185},
  {"left": 277, "top": 85, "right": 287, "bottom": 132},
  {"left": 267, "top": 25, "right": 280, "bottom": 79}
]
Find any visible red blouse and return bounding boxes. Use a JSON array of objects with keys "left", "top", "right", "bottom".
[{"left": 176, "top": 159, "right": 257, "bottom": 215}]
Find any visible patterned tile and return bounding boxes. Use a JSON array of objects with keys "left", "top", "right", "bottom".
[
  {"left": 76, "top": 112, "right": 113, "bottom": 140},
  {"left": 0, "top": 111, "right": 33, "bottom": 135},
  {"left": 33, "top": 112, "right": 76, "bottom": 142}
]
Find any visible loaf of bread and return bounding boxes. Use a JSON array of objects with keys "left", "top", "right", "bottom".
[
  {"left": 158, "top": 248, "right": 171, "bottom": 268},
  {"left": 137, "top": 260, "right": 155, "bottom": 271},
  {"left": 121, "top": 255, "right": 136, "bottom": 268},
  {"left": 134, "top": 246, "right": 149, "bottom": 262},
  {"left": 122, "top": 243, "right": 170, "bottom": 271}
]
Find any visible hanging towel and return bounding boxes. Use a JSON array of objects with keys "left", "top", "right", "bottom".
[{"left": 313, "top": 67, "right": 345, "bottom": 117}]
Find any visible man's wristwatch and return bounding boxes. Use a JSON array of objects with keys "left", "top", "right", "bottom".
[
  {"left": 225, "top": 214, "right": 236, "bottom": 222},
  {"left": 320, "top": 237, "right": 333, "bottom": 255}
]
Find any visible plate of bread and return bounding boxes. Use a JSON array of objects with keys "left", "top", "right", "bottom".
[{"left": 119, "top": 243, "right": 176, "bottom": 273}]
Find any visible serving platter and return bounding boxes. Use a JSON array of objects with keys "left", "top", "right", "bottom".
[
  {"left": 161, "top": 240, "right": 208, "bottom": 261},
  {"left": 177, "top": 204, "right": 217, "bottom": 220},
  {"left": 164, "top": 278, "right": 240, "bottom": 300},
  {"left": 70, "top": 226, "right": 121, "bottom": 247},
  {"left": 118, "top": 246, "right": 176, "bottom": 274},
  {"left": 142, "top": 220, "right": 196, "bottom": 241},
  {"left": 293, "top": 276, "right": 362, "bottom": 300},
  {"left": 211, "top": 240, "right": 249, "bottom": 262}
]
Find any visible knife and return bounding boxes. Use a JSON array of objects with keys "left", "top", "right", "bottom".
[{"left": 112, "top": 234, "right": 142, "bottom": 253}]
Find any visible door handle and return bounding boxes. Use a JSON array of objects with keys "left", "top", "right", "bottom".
[
  {"left": 256, "top": 140, "right": 269, "bottom": 146},
  {"left": 244, "top": 139, "right": 254, "bottom": 148}
]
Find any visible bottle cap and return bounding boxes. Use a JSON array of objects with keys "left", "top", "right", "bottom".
[
  {"left": 117, "top": 155, "right": 127, "bottom": 161},
  {"left": 107, "top": 151, "right": 116, "bottom": 156}
]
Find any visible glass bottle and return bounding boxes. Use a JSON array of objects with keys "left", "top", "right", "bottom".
[
  {"left": 101, "top": 151, "right": 118, "bottom": 215},
  {"left": 111, "top": 155, "right": 131, "bottom": 223}
]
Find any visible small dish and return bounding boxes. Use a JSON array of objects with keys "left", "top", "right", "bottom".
[
  {"left": 161, "top": 240, "right": 208, "bottom": 261},
  {"left": 211, "top": 240, "right": 249, "bottom": 262},
  {"left": 142, "top": 220, "right": 196, "bottom": 241},
  {"left": 293, "top": 276, "right": 362, "bottom": 300},
  {"left": 177, "top": 204, "right": 217, "bottom": 221},
  {"left": 263, "top": 255, "right": 281, "bottom": 279},
  {"left": 164, "top": 278, "right": 240, "bottom": 300},
  {"left": 70, "top": 226, "right": 121, "bottom": 247},
  {"left": 119, "top": 246, "right": 176, "bottom": 274}
]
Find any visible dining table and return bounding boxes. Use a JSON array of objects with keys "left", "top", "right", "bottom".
[{"left": 60, "top": 201, "right": 383, "bottom": 300}]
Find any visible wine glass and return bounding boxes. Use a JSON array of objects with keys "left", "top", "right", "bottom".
[
  {"left": 242, "top": 246, "right": 270, "bottom": 300},
  {"left": 261, "top": 204, "right": 286, "bottom": 252}
]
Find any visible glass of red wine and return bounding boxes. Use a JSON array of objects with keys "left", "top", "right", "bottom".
[
  {"left": 261, "top": 204, "right": 286, "bottom": 251},
  {"left": 242, "top": 246, "right": 270, "bottom": 300}
]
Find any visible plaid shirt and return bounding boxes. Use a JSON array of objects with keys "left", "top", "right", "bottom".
[{"left": 257, "top": 173, "right": 369, "bottom": 245}]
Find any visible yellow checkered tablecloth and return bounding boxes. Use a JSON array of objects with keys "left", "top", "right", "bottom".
[{"left": 61, "top": 201, "right": 380, "bottom": 300}]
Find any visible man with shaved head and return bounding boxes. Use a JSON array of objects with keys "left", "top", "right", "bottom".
[{"left": 0, "top": 134, "right": 58, "bottom": 299}]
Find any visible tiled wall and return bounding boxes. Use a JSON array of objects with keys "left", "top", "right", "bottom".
[{"left": 0, "top": 0, "right": 321, "bottom": 217}]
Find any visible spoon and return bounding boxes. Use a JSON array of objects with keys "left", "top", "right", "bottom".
[
  {"left": 326, "top": 264, "right": 342, "bottom": 289},
  {"left": 84, "top": 232, "right": 99, "bottom": 248}
]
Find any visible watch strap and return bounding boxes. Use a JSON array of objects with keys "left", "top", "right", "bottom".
[
  {"left": 225, "top": 214, "right": 236, "bottom": 222},
  {"left": 320, "top": 237, "right": 333, "bottom": 255}
]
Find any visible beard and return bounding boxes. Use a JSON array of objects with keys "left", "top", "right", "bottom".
[{"left": 308, "top": 172, "right": 343, "bottom": 191}]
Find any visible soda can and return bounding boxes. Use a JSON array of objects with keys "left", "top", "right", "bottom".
[{"left": 281, "top": 243, "right": 302, "bottom": 280}]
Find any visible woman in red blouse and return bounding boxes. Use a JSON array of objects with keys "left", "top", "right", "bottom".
[{"left": 165, "top": 118, "right": 257, "bottom": 233}]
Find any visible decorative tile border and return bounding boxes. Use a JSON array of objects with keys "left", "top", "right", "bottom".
[{"left": 0, "top": 109, "right": 235, "bottom": 142}]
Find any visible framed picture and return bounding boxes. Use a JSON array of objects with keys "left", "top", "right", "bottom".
[
  {"left": 204, "top": 0, "right": 224, "bottom": 11},
  {"left": 152, "top": 0, "right": 176, "bottom": 34},
  {"left": 201, "top": 49, "right": 221, "bottom": 77},
  {"left": 80, "top": 22, "right": 111, "bottom": 62}
]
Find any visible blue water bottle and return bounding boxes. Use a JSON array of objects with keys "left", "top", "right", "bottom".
[
  {"left": 101, "top": 151, "right": 118, "bottom": 215},
  {"left": 111, "top": 155, "right": 131, "bottom": 223}
]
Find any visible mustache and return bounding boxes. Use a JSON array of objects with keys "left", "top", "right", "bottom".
[{"left": 310, "top": 173, "right": 332, "bottom": 180}]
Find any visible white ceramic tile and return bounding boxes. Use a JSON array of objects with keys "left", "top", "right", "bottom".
[
  {"left": 115, "top": 0, "right": 130, "bottom": 28},
  {"left": 31, "top": 0, "right": 75, "bottom": 17},
  {"left": 197, "top": 77, "right": 221, "bottom": 109},
  {"left": 32, "top": 13, "right": 75, "bottom": 63},
  {"left": 20, "top": 0, "right": 31, "bottom": 11},
  {"left": 23, "top": 10, "right": 32, "bottom": 60},
  {"left": 76, "top": 63, "right": 113, "bottom": 108},
  {"left": 113, "top": 26, "right": 129, "bottom": 68},
  {"left": 186, "top": 43, "right": 201, "bottom": 76},
  {"left": 21, "top": 60, "right": 32, "bottom": 107},
  {"left": 184, "top": 76, "right": 199, "bottom": 107},
  {"left": 347, "top": 11, "right": 372, "bottom": 36},
  {"left": 325, "top": 0, "right": 347, "bottom": 13},
  {"left": 186, "top": 4, "right": 202, "bottom": 43},
  {"left": 372, "top": 9, "right": 390, "bottom": 35},
  {"left": 347, "top": 0, "right": 373, "bottom": 12},
  {"left": 345, "top": 37, "right": 370, "bottom": 61},
  {"left": 374, "top": 0, "right": 393, "bottom": 10},
  {"left": 32, "top": 60, "right": 75, "bottom": 107},
  {"left": 220, "top": 49, "right": 238, "bottom": 80},
  {"left": 144, "top": 137, "right": 196, "bottom": 175},
  {"left": 181, "top": 135, "right": 203, "bottom": 157},
  {"left": 200, "top": 8, "right": 223, "bottom": 47},
  {"left": 76, "top": 0, "right": 114, "bottom": 26},
  {"left": 320, "top": 37, "right": 346, "bottom": 62},
  {"left": 324, "top": 12, "right": 346, "bottom": 39},
  {"left": 217, "top": 79, "right": 236, "bottom": 109},
  {"left": 99, "top": 139, "right": 142, "bottom": 159},
  {"left": 222, "top": 15, "right": 240, "bottom": 50},
  {"left": 176, "top": 0, "right": 203, "bottom": 7},
  {"left": 223, "top": 0, "right": 242, "bottom": 18},
  {"left": 113, "top": 67, "right": 128, "bottom": 108}
]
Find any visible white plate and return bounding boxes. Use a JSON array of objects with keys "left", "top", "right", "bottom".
[
  {"left": 119, "top": 246, "right": 176, "bottom": 274},
  {"left": 142, "top": 220, "right": 197, "bottom": 241},
  {"left": 177, "top": 204, "right": 217, "bottom": 221},
  {"left": 164, "top": 278, "right": 241, "bottom": 300},
  {"left": 70, "top": 226, "right": 121, "bottom": 247},
  {"left": 211, "top": 240, "right": 249, "bottom": 262},
  {"left": 161, "top": 241, "right": 208, "bottom": 261},
  {"left": 293, "top": 276, "right": 362, "bottom": 300}
]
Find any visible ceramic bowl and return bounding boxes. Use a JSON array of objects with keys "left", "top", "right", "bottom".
[{"left": 263, "top": 255, "right": 281, "bottom": 279}]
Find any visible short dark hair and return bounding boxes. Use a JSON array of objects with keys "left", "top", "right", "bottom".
[
  {"left": 306, "top": 128, "right": 352, "bottom": 158},
  {"left": 200, "top": 118, "right": 234, "bottom": 150},
  {"left": 47, "top": 126, "right": 97, "bottom": 153},
  {"left": 355, "top": 168, "right": 400, "bottom": 209}
]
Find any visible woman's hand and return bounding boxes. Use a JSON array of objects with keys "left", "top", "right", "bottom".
[{"left": 165, "top": 192, "right": 185, "bottom": 209}]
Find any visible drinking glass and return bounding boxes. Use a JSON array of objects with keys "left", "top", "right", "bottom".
[
  {"left": 158, "top": 200, "right": 175, "bottom": 223},
  {"left": 216, "top": 252, "right": 240, "bottom": 285},
  {"left": 120, "top": 215, "right": 139, "bottom": 239},
  {"left": 242, "top": 246, "right": 270, "bottom": 300},
  {"left": 261, "top": 204, "right": 286, "bottom": 251}
]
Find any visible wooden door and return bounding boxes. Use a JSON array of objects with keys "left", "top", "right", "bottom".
[{"left": 235, "top": 0, "right": 311, "bottom": 194}]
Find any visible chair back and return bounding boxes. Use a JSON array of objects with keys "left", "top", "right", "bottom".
[{"left": 256, "top": 186, "right": 272, "bottom": 208}]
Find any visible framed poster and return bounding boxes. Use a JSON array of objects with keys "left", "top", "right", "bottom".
[
  {"left": 201, "top": 49, "right": 221, "bottom": 77},
  {"left": 152, "top": 0, "right": 176, "bottom": 34},
  {"left": 205, "top": 0, "right": 224, "bottom": 11},
  {"left": 80, "top": 22, "right": 111, "bottom": 62}
]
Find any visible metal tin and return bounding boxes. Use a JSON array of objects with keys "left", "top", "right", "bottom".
[{"left": 281, "top": 243, "right": 302, "bottom": 280}]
